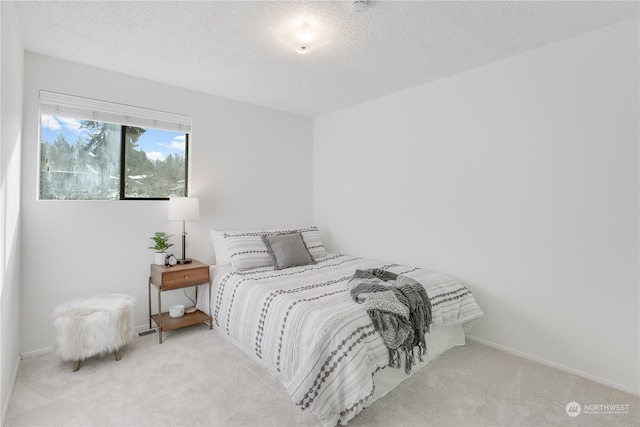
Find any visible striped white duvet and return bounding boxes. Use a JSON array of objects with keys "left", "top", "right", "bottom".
[{"left": 198, "top": 253, "right": 484, "bottom": 426}]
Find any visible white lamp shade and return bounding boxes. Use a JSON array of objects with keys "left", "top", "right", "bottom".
[{"left": 168, "top": 197, "right": 200, "bottom": 221}]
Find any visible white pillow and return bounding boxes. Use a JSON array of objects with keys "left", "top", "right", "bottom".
[
  {"left": 224, "top": 231, "right": 272, "bottom": 271},
  {"left": 296, "top": 226, "right": 327, "bottom": 260},
  {"left": 222, "top": 226, "right": 327, "bottom": 271},
  {"left": 210, "top": 229, "right": 231, "bottom": 265}
]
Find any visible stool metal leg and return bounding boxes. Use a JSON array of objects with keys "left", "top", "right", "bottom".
[
  {"left": 73, "top": 360, "right": 82, "bottom": 372},
  {"left": 114, "top": 349, "right": 121, "bottom": 361}
]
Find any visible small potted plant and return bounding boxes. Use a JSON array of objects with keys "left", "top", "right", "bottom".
[{"left": 149, "top": 232, "right": 174, "bottom": 265}]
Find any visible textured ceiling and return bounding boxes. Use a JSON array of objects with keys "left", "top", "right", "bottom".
[{"left": 15, "top": 1, "right": 639, "bottom": 117}]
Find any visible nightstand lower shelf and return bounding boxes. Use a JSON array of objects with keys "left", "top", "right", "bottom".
[{"left": 151, "top": 310, "right": 212, "bottom": 332}]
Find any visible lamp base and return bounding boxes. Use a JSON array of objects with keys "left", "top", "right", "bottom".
[{"left": 177, "top": 258, "right": 192, "bottom": 264}]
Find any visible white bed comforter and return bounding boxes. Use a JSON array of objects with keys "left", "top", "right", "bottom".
[{"left": 198, "top": 254, "right": 484, "bottom": 426}]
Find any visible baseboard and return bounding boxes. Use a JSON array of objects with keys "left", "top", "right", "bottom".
[
  {"left": 466, "top": 335, "right": 639, "bottom": 397},
  {"left": 20, "top": 346, "right": 52, "bottom": 359},
  {"left": 2, "top": 355, "right": 21, "bottom": 425}
]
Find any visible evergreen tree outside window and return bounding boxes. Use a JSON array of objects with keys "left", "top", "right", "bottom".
[
  {"left": 122, "top": 126, "right": 188, "bottom": 199},
  {"left": 38, "top": 91, "right": 191, "bottom": 200}
]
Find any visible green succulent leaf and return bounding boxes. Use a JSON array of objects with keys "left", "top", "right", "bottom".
[{"left": 148, "top": 231, "right": 174, "bottom": 252}]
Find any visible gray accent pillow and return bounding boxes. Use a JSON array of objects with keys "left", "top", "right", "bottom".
[{"left": 263, "top": 232, "right": 316, "bottom": 270}]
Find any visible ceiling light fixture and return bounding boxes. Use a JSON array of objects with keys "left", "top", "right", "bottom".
[
  {"left": 352, "top": 0, "right": 369, "bottom": 14},
  {"left": 278, "top": 21, "right": 330, "bottom": 55}
]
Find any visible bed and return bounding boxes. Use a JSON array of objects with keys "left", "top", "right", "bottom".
[{"left": 196, "top": 227, "right": 484, "bottom": 426}]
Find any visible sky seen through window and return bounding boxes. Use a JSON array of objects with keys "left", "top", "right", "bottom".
[{"left": 40, "top": 114, "right": 186, "bottom": 161}]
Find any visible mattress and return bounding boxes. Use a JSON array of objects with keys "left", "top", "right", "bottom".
[{"left": 196, "top": 253, "right": 483, "bottom": 426}]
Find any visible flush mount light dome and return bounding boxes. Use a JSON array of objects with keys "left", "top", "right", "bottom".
[
  {"left": 352, "top": 0, "right": 369, "bottom": 14},
  {"left": 278, "top": 21, "right": 330, "bottom": 54}
]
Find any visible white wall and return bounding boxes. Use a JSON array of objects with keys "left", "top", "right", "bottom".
[
  {"left": 314, "top": 18, "right": 639, "bottom": 394},
  {"left": 1, "top": 1, "right": 24, "bottom": 421},
  {"left": 21, "top": 53, "right": 313, "bottom": 353}
]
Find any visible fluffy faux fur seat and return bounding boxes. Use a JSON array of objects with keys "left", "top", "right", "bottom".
[{"left": 52, "top": 293, "right": 136, "bottom": 372}]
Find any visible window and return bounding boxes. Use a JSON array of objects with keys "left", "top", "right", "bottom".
[{"left": 39, "top": 91, "right": 192, "bottom": 200}]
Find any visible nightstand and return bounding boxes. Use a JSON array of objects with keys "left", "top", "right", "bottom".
[{"left": 148, "top": 259, "right": 212, "bottom": 343}]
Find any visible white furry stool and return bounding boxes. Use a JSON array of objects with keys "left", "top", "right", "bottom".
[{"left": 52, "top": 293, "right": 136, "bottom": 372}]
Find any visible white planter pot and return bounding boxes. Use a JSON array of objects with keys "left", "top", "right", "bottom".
[{"left": 154, "top": 252, "right": 166, "bottom": 266}]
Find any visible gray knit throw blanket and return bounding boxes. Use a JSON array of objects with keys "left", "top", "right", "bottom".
[{"left": 348, "top": 269, "right": 432, "bottom": 374}]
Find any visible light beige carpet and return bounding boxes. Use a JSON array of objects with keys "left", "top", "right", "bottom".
[{"left": 5, "top": 324, "right": 638, "bottom": 426}]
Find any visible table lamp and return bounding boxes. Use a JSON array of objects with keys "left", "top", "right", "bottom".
[{"left": 168, "top": 196, "right": 200, "bottom": 264}]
